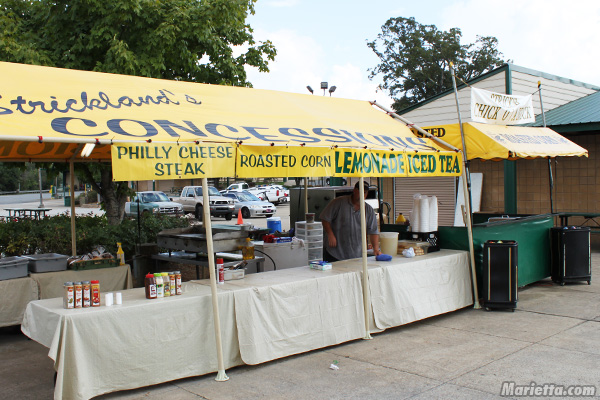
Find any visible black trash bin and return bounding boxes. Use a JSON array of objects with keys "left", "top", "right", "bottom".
[
  {"left": 483, "top": 240, "right": 518, "bottom": 311},
  {"left": 550, "top": 226, "right": 591, "bottom": 285}
]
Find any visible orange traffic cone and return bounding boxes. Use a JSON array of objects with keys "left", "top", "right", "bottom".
[{"left": 236, "top": 209, "right": 244, "bottom": 225}]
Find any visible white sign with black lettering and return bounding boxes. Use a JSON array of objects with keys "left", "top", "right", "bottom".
[{"left": 471, "top": 87, "right": 535, "bottom": 125}]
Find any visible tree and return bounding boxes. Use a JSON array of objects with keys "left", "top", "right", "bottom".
[
  {"left": 0, "top": 0, "right": 276, "bottom": 224},
  {"left": 368, "top": 17, "right": 504, "bottom": 112}
]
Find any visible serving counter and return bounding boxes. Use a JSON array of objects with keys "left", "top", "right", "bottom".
[{"left": 22, "top": 250, "right": 472, "bottom": 400}]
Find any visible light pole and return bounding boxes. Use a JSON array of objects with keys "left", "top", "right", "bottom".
[{"left": 38, "top": 168, "right": 45, "bottom": 208}]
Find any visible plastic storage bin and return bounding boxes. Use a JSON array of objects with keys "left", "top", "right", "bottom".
[
  {"left": 24, "top": 253, "right": 69, "bottom": 273},
  {"left": 0, "top": 256, "right": 29, "bottom": 280},
  {"left": 295, "top": 221, "right": 323, "bottom": 262}
]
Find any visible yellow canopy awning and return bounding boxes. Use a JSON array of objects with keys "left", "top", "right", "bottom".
[
  {"left": 421, "top": 122, "right": 588, "bottom": 161},
  {"left": 0, "top": 61, "right": 462, "bottom": 179}
]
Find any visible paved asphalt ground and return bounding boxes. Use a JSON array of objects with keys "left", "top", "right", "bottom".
[{"left": 1, "top": 196, "right": 599, "bottom": 399}]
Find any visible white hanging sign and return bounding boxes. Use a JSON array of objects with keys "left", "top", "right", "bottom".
[{"left": 471, "top": 87, "right": 535, "bottom": 125}]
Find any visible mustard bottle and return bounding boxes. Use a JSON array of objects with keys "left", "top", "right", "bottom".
[
  {"left": 395, "top": 213, "right": 406, "bottom": 224},
  {"left": 116, "top": 242, "right": 125, "bottom": 265}
]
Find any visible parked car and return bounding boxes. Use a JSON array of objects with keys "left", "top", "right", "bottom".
[
  {"left": 223, "top": 182, "right": 289, "bottom": 204},
  {"left": 178, "top": 186, "right": 235, "bottom": 220},
  {"left": 124, "top": 191, "right": 183, "bottom": 217},
  {"left": 221, "top": 191, "right": 277, "bottom": 218}
]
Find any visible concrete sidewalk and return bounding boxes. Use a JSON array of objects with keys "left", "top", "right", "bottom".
[{"left": 1, "top": 255, "right": 599, "bottom": 399}]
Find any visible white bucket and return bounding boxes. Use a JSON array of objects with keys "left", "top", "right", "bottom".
[{"left": 379, "top": 232, "right": 399, "bottom": 256}]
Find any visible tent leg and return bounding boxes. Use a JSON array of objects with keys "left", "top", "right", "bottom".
[
  {"left": 202, "top": 178, "right": 229, "bottom": 382},
  {"left": 359, "top": 177, "right": 373, "bottom": 339}
]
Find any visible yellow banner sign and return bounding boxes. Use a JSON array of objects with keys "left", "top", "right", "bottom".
[
  {"left": 236, "top": 145, "right": 334, "bottom": 178},
  {"left": 236, "top": 146, "right": 462, "bottom": 178},
  {"left": 112, "top": 143, "right": 462, "bottom": 181},
  {"left": 332, "top": 149, "right": 462, "bottom": 177},
  {"left": 111, "top": 143, "right": 235, "bottom": 181}
]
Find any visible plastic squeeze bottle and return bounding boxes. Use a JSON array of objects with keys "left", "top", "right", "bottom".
[
  {"left": 242, "top": 237, "right": 254, "bottom": 260},
  {"left": 116, "top": 242, "right": 125, "bottom": 265}
]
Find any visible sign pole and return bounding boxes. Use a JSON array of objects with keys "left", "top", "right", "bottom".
[{"left": 538, "top": 81, "right": 554, "bottom": 214}]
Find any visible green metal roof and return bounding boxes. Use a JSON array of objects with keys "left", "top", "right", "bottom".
[{"left": 527, "top": 90, "right": 600, "bottom": 132}]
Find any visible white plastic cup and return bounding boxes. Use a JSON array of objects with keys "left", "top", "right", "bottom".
[
  {"left": 115, "top": 292, "right": 122, "bottom": 305},
  {"left": 105, "top": 292, "right": 113, "bottom": 307}
]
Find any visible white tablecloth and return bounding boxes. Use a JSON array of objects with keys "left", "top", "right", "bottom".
[
  {"left": 21, "top": 283, "right": 242, "bottom": 400},
  {"left": 30, "top": 264, "right": 133, "bottom": 299},
  {"left": 0, "top": 277, "right": 38, "bottom": 327},
  {"left": 22, "top": 249, "right": 472, "bottom": 400}
]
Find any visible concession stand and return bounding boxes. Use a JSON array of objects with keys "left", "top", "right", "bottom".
[
  {"left": 424, "top": 122, "right": 588, "bottom": 288},
  {"left": 1, "top": 61, "right": 474, "bottom": 400}
]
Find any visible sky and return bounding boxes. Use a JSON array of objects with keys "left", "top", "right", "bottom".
[{"left": 244, "top": 0, "right": 600, "bottom": 108}]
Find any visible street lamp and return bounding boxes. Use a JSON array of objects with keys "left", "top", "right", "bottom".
[
  {"left": 328, "top": 86, "right": 337, "bottom": 96},
  {"left": 306, "top": 85, "right": 314, "bottom": 94}
]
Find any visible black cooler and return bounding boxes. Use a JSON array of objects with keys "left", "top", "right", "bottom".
[{"left": 550, "top": 226, "right": 591, "bottom": 285}]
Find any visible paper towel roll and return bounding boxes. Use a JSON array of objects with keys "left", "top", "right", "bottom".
[
  {"left": 418, "top": 196, "right": 430, "bottom": 233},
  {"left": 428, "top": 195, "right": 438, "bottom": 231}
]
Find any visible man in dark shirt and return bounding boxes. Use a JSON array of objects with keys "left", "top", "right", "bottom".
[{"left": 320, "top": 181, "right": 381, "bottom": 261}]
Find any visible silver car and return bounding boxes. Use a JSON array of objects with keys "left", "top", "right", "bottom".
[{"left": 221, "top": 191, "right": 276, "bottom": 218}]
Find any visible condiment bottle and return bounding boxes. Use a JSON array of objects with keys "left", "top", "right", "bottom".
[
  {"left": 74, "top": 281, "right": 83, "bottom": 308},
  {"left": 175, "top": 271, "right": 182, "bottom": 295},
  {"left": 64, "top": 282, "right": 74, "bottom": 309},
  {"left": 82, "top": 281, "right": 91, "bottom": 308},
  {"left": 242, "top": 237, "right": 254, "bottom": 260},
  {"left": 116, "top": 242, "right": 125, "bottom": 265},
  {"left": 162, "top": 272, "right": 170, "bottom": 297},
  {"left": 217, "top": 258, "right": 224, "bottom": 284},
  {"left": 169, "top": 272, "right": 176, "bottom": 295},
  {"left": 396, "top": 213, "right": 406, "bottom": 224},
  {"left": 91, "top": 280, "right": 101, "bottom": 307},
  {"left": 154, "top": 273, "right": 164, "bottom": 298},
  {"left": 145, "top": 273, "right": 157, "bottom": 299}
]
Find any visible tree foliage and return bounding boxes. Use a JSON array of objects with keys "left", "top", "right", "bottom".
[
  {"left": 368, "top": 17, "right": 504, "bottom": 112},
  {"left": 0, "top": 0, "right": 276, "bottom": 224}
]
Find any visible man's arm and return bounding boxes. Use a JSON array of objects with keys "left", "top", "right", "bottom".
[
  {"left": 369, "top": 234, "right": 381, "bottom": 256},
  {"left": 322, "top": 220, "right": 337, "bottom": 248}
]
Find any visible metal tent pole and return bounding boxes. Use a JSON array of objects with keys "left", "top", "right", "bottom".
[
  {"left": 538, "top": 81, "right": 554, "bottom": 214},
  {"left": 202, "top": 177, "right": 229, "bottom": 382}
]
